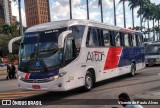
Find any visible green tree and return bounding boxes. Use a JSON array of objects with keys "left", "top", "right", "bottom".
[
  {"left": 0, "top": 34, "right": 20, "bottom": 57},
  {"left": 119, "top": 0, "right": 138, "bottom": 28},
  {"left": 155, "top": 4, "right": 160, "bottom": 41},
  {"left": 1, "top": 23, "right": 20, "bottom": 37},
  {"left": 0, "top": 34, "right": 12, "bottom": 57},
  {"left": 119, "top": 0, "right": 151, "bottom": 30}
]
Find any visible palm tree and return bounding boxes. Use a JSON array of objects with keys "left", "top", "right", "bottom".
[
  {"left": 143, "top": 3, "right": 157, "bottom": 41},
  {"left": 119, "top": 0, "right": 126, "bottom": 28},
  {"left": 127, "top": 0, "right": 148, "bottom": 29},
  {"left": 12, "top": 0, "right": 23, "bottom": 35},
  {"left": 113, "top": 0, "right": 116, "bottom": 26},
  {"left": 155, "top": 4, "right": 160, "bottom": 41},
  {"left": 119, "top": 0, "right": 139, "bottom": 29},
  {"left": 136, "top": 1, "right": 158, "bottom": 41},
  {"left": 139, "top": 0, "right": 151, "bottom": 31}
]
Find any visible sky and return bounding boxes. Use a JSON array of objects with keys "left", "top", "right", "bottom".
[{"left": 11, "top": 0, "right": 160, "bottom": 28}]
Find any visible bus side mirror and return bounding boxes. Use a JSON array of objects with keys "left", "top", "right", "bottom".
[
  {"left": 8, "top": 36, "right": 22, "bottom": 53},
  {"left": 58, "top": 30, "right": 72, "bottom": 48}
]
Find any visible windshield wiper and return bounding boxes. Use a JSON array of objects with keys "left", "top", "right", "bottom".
[{"left": 39, "top": 48, "right": 58, "bottom": 54}]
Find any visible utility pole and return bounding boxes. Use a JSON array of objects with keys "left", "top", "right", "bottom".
[
  {"left": 113, "top": 0, "right": 116, "bottom": 26},
  {"left": 18, "top": 0, "right": 23, "bottom": 36},
  {"left": 158, "top": 20, "right": 160, "bottom": 41},
  {"left": 98, "top": 0, "right": 103, "bottom": 23},
  {"left": 148, "top": 20, "right": 150, "bottom": 41},
  {"left": 123, "top": 1, "right": 126, "bottom": 28},
  {"left": 69, "top": 0, "right": 72, "bottom": 19},
  {"left": 132, "top": 8, "right": 134, "bottom": 29},
  {"left": 86, "top": 0, "right": 89, "bottom": 20}
]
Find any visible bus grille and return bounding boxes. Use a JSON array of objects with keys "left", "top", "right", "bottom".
[{"left": 21, "top": 79, "right": 52, "bottom": 83}]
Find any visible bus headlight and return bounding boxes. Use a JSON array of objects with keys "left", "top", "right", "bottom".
[
  {"left": 51, "top": 72, "right": 67, "bottom": 80},
  {"left": 18, "top": 76, "right": 22, "bottom": 80},
  {"left": 18, "top": 76, "right": 25, "bottom": 80},
  {"left": 53, "top": 75, "right": 59, "bottom": 79},
  {"left": 59, "top": 72, "right": 67, "bottom": 77}
]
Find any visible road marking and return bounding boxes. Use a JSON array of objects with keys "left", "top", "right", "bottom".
[
  {"left": 158, "top": 73, "right": 160, "bottom": 76},
  {"left": 0, "top": 90, "right": 47, "bottom": 100},
  {"left": 151, "top": 92, "right": 160, "bottom": 96}
]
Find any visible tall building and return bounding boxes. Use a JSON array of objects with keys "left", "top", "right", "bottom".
[
  {"left": 11, "top": 16, "right": 17, "bottom": 25},
  {"left": 0, "top": 0, "right": 12, "bottom": 27},
  {"left": 24, "top": 0, "right": 50, "bottom": 27},
  {"left": 3, "top": 0, "right": 10, "bottom": 25},
  {"left": 0, "top": 0, "right": 5, "bottom": 27},
  {"left": 8, "top": 0, "right": 12, "bottom": 24}
]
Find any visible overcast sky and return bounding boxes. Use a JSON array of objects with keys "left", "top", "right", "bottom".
[{"left": 11, "top": 0, "right": 160, "bottom": 28}]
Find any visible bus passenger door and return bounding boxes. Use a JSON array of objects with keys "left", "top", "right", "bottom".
[{"left": 64, "top": 37, "right": 83, "bottom": 88}]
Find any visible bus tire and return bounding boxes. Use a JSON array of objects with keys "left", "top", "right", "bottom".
[
  {"left": 146, "top": 64, "right": 149, "bottom": 67},
  {"left": 84, "top": 71, "right": 93, "bottom": 91},
  {"left": 130, "top": 64, "right": 136, "bottom": 77}
]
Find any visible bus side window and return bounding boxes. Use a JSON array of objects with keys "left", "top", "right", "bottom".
[
  {"left": 132, "top": 34, "right": 137, "bottom": 46},
  {"left": 114, "top": 32, "right": 121, "bottom": 46},
  {"left": 65, "top": 38, "right": 76, "bottom": 61},
  {"left": 69, "top": 25, "right": 85, "bottom": 48},
  {"left": 136, "top": 34, "right": 142, "bottom": 46},
  {"left": 124, "top": 33, "right": 130, "bottom": 46},
  {"left": 140, "top": 34, "right": 143, "bottom": 43},
  {"left": 128, "top": 34, "right": 133, "bottom": 46},
  {"left": 86, "top": 28, "right": 99, "bottom": 47},
  {"left": 102, "top": 29, "right": 111, "bottom": 47}
]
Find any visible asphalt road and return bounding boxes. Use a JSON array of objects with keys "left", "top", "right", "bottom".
[{"left": 0, "top": 66, "right": 160, "bottom": 108}]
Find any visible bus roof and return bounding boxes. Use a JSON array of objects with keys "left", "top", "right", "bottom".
[
  {"left": 25, "top": 19, "right": 141, "bottom": 34},
  {"left": 147, "top": 42, "right": 160, "bottom": 45}
]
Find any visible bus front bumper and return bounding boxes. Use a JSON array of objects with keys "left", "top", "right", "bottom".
[{"left": 17, "top": 79, "right": 66, "bottom": 91}]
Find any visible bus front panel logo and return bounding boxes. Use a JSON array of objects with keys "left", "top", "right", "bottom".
[{"left": 35, "top": 61, "right": 41, "bottom": 67}]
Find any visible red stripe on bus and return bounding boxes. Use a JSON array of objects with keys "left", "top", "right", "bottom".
[
  {"left": 104, "top": 47, "right": 122, "bottom": 70},
  {"left": 25, "top": 73, "right": 30, "bottom": 79},
  {"left": 66, "top": 80, "right": 70, "bottom": 82},
  {"left": 93, "top": 51, "right": 103, "bottom": 54},
  {"left": 120, "top": 29, "right": 135, "bottom": 33}
]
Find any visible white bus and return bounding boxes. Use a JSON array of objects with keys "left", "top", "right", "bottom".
[{"left": 16, "top": 19, "right": 145, "bottom": 91}]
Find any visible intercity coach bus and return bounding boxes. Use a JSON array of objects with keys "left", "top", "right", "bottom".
[{"left": 15, "top": 19, "right": 145, "bottom": 91}]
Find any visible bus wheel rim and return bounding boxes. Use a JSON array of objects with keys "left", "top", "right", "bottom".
[
  {"left": 131, "top": 66, "right": 135, "bottom": 76},
  {"left": 86, "top": 75, "right": 92, "bottom": 89}
]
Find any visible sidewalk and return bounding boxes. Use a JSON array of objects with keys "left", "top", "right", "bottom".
[
  {"left": 0, "top": 68, "right": 7, "bottom": 81},
  {"left": 0, "top": 68, "right": 7, "bottom": 75}
]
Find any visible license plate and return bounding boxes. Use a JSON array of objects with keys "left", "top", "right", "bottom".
[{"left": 32, "top": 85, "right": 40, "bottom": 89}]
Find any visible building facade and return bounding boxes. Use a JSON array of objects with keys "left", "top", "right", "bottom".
[
  {"left": 24, "top": 0, "right": 50, "bottom": 27},
  {"left": 3, "top": 0, "right": 10, "bottom": 25},
  {"left": 0, "top": 0, "right": 5, "bottom": 27},
  {"left": 8, "top": 0, "right": 12, "bottom": 24},
  {"left": 0, "top": 0, "right": 12, "bottom": 27},
  {"left": 11, "top": 16, "right": 17, "bottom": 25}
]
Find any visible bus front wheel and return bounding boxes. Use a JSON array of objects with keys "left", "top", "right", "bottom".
[
  {"left": 130, "top": 64, "right": 136, "bottom": 77},
  {"left": 84, "top": 71, "right": 93, "bottom": 91}
]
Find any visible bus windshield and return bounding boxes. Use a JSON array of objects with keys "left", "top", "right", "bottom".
[
  {"left": 19, "top": 28, "right": 67, "bottom": 72},
  {"left": 145, "top": 44, "right": 160, "bottom": 55}
]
